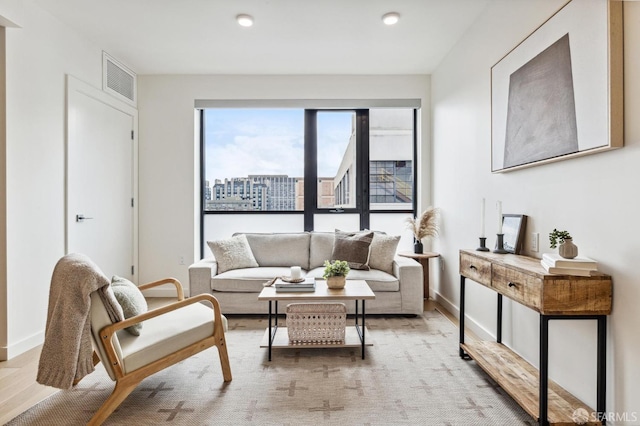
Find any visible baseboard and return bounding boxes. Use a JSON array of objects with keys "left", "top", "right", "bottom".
[
  {"left": 432, "top": 290, "right": 494, "bottom": 342},
  {"left": 1, "top": 330, "right": 44, "bottom": 360}
]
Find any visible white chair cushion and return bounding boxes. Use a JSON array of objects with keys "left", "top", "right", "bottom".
[{"left": 117, "top": 303, "right": 227, "bottom": 374}]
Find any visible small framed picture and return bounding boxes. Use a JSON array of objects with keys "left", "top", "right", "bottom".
[{"left": 501, "top": 214, "right": 527, "bottom": 254}]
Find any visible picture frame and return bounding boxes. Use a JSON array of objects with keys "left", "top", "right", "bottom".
[
  {"left": 491, "top": 0, "right": 623, "bottom": 173},
  {"left": 501, "top": 214, "right": 527, "bottom": 254}
]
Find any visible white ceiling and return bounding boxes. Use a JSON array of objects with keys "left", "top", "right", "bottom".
[{"left": 34, "top": 0, "right": 489, "bottom": 75}]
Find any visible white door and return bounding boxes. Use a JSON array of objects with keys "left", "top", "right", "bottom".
[{"left": 66, "top": 77, "right": 137, "bottom": 279}]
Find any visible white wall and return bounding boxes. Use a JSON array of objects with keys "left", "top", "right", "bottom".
[
  {"left": 0, "top": 0, "right": 105, "bottom": 358},
  {"left": 137, "top": 75, "right": 431, "bottom": 290},
  {"left": 431, "top": 0, "right": 639, "bottom": 420}
]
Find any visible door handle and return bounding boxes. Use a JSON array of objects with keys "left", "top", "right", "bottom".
[{"left": 76, "top": 214, "right": 94, "bottom": 222}]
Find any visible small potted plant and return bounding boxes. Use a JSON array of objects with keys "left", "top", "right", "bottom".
[
  {"left": 323, "top": 260, "right": 350, "bottom": 289},
  {"left": 549, "top": 229, "right": 578, "bottom": 259},
  {"left": 404, "top": 206, "right": 440, "bottom": 254}
]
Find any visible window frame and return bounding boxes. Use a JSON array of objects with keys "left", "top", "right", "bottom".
[{"left": 199, "top": 105, "right": 418, "bottom": 254}]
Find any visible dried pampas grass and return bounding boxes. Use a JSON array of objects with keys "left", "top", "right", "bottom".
[{"left": 405, "top": 207, "right": 440, "bottom": 241}]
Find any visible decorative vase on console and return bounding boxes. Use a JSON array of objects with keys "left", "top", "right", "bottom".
[
  {"left": 404, "top": 207, "right": 440, "bottom": 255},
  {"left": 549, "top": 229, "right": 578, "bottom": 259},
  {"left": 558, "top": 238, "right": 578, "bottom": 259}
]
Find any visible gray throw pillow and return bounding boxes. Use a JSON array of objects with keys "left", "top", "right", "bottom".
[
  {"left": 331, "top": 230, "right": 374, "bottom": 270},
  {"left": 207, "top": 234, "right": 259, "bottom": 274},
  {"left": 111, "top": 275, "right": 148, "bottom": 336},
  {"left": 368, "top": 233, "right": 401, "bottom": 274}
]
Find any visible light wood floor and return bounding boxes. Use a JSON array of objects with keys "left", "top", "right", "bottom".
[{"left": 0, "top": 298, "right": 463, "bottom": 424}]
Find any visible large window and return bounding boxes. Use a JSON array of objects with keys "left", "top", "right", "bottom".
[
  {"left": 203, "top": 109, "right": 304, "bottom": 211},
  {"left": 202, "top": 107, "right": 416, "bottom": 219},
  {"left": 316, "top": 111, "right": 356, "bottom": 209}
]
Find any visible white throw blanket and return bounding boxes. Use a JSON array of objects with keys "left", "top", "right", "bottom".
[{"left": 37, "top": 253, "right": 124, "bottom": 389}]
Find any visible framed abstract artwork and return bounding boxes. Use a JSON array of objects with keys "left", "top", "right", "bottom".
[{"left": 491, "top": 0, "right": 623, "bottom": 173}]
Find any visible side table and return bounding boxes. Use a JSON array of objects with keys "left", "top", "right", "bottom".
[{"left": 398, "top": 251, "right": 440, "bottom": 300}]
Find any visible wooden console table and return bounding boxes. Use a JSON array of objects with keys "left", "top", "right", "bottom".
[
  {"left": 458, "top": 250, "right": 612, "bottom": 426},
  {"left": 398, "top": 251, "right": 440, "bottom": 299}
]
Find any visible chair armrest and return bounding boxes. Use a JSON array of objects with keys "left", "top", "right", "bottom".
[
  {"left": 138, "top": 277, "right": 184, "bottom": 300},
  {"left": 189, "top": 258, "right": 217, "bottom": 297},
  {"left": 97, "top": 294, "right": 225, "bottom": 377}
]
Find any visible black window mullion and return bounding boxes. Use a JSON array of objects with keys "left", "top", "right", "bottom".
[
  {"left": 304, "top": 110, "right": 317, "bottom": 231},
  {"left": 357, "top": 110, "right": 370, "bottom": 230},
  {"left": 199, "top": 109, "right": 206, "bottom": 259},
  {"left": 412, "top": 108, "right": 418, "bottom": 216}
]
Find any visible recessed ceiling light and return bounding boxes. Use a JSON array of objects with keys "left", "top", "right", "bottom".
[
  {"left": 236, "top": 14, "right": 254, "bottom": 27},
  {"left": 382, "top": 12, "right": 400, "bottom": 26}
]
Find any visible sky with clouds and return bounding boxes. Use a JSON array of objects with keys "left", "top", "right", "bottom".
[{"left": 204, "top": 109, "right": 353, "bottom": 183}]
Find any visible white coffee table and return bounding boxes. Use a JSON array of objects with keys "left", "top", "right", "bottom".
[{"left": 258, "top": 279, "right": 375, "bottom": 361}]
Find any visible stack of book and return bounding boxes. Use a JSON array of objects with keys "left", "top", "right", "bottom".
[
  {"left": 541, "top": 253, "right": 598, "bottom": 276},
  {"left": 275, "top": 276, "right": 316, "bottom": 292}
]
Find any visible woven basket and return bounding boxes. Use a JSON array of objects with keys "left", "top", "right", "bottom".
[{"left": 286, "top": 303, "right": 347, "bottom": 344}]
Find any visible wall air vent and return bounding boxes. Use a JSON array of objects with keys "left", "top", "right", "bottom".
[{"left": 102, "top": 52, "right": 137, "bottom": 106}]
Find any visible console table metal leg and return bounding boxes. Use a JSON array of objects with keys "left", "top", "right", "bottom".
[
  {"left": 540, "top": 315, "right": 550, "bottom": 426},
  {"left": 497, "top": 294, "right": 503, "bottom": 344},
  {"left": 268, "top": 301, "right": 273, "bottom": 361},
  {"left": 362, "top": 300, "right": 366, "bottom": 359},
  {"left": 597, "top": 316, "right": 607, "bottom": 425},
  {"left": 459, "top": 276, "right": 467, "bottom": 358}
]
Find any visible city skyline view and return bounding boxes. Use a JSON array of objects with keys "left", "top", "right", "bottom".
[
  {"left": 203, "top": 108, "right": 414, "bottom": 211},
  {"left": 204, "top": 109, "right": 354, "bottom": 183}
]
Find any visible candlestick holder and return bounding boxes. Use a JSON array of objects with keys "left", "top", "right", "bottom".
[
  {"left": 476, "top": 237, "right": 489, "bottom": 252},
  {"left": 493, "top": 233, "right": 508, "bottom": 254}
]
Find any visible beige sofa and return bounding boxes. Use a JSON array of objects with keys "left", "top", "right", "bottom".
[{"left": 189, "top": 231, "right": 424, "bottom": 315}]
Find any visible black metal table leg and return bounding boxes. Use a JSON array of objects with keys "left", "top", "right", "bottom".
[
  {"left": 597, "top": 316, "right": 607, "bottom": 425},
  {"left": 540, "top": 315, "right": 549, "bottom": 426},
  {"left": 353, "top": 299, "right": 366, "bottom": 359},
  {"left": 362, "top": 300, "right": 366, "bottom": 359},
  {"left": 497, "top": 293, "right": 503, "bottom": 344},
  {"left": 459, "top": 275, "right": 468, "bottom": 358},
  {"left": 268, "top": 300, "right": 272, "bottom": 361}
]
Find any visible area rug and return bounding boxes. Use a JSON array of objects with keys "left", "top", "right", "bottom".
[{"left": 9, "top": 310, "right": 534, "bottom": 425}]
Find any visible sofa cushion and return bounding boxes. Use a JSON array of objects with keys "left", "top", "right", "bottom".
[
  {"left": 331, "top": 230, "right": 373, "bottom": 270},
  {"left": 309, "top": 232, "right": 334, "bottom": 269},
  {"left": 207, "top": 234, "right": 259, "bottom": 274},
  {"left": 343, "top": 268, "right": 400, "bottom": 292},
  {"left": 211, "top": 266, "right": 295, "bottom": 292},
  {"left": 235, "top": 232, "right": 310, "bottom": 270},
  {"left": 367, "top": 233, "right": 401, "bottom": 274}
]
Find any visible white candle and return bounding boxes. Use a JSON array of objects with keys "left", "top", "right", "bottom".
[
  {"left": 496, "top": 201, "right": 503, "bottom": 234},
  {"left": 290, "top": 266, "right": 301, "bottom": 280},
  {"left": 480, "top": 198, "right": 485, "bottom": 238}
]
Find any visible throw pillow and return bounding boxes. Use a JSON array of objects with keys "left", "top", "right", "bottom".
[
  {"left": 111, "top": 276, "right": 148, "bottom": 336},
  {"left": 368, "top": 233, "right": 401, "bottom": 274},
  {"left": 207, "top": 234, "right": 259, "bottom": 274},
  {"left": 331, "top": 229, "right": 374, "bottom": 270}
]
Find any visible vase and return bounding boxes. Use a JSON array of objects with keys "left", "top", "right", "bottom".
[
  {"left": 327, "top": 276, "right": 346, "bottom": 289},
  {"left": 414, "top": 239, "right": 423, "bottom": 254},
  {"left": 559, "top": 238, "right": 578, "bottom": 259}
]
